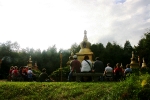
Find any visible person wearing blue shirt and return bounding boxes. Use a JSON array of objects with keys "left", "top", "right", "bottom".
[{"left": 124, "top": 64, "right": 132, "bottom": 78}]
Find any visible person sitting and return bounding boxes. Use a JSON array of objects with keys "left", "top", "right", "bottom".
[
  {"left": 39, "top": 68, "right": 50, "bottom": 82},
  {"left": 93, "top": 57, "right": 104, "bottom": 81},
  {"left": 124, "top": 64, "right": 132, "bottom": 78},
  {"left": 81, "top": 55, "right": 92, "bottom": 72},
  {"left": 114, "top": 63, "right": 123, "bottom": 81},
  {"left": 103, "top": 63, "right": 113, "bottom": 81},
  {"left": 81, "top": 55, "right": 92, "bottom": 82},
  {"left": 68, "top": 55, "right": 81, "bottom": 81}
]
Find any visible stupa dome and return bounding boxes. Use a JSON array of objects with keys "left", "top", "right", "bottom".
[
  {"left": 79, "top": 30, "right": 92, "bottom": 53},
  {"left": 76, "top": 30, "right": 93, "bottom": 62}
]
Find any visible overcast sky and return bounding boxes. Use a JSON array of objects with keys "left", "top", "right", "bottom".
[{"left": 0, "top": 0, "right": 150, "bottom": 51}]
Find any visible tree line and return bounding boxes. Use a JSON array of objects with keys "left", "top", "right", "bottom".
[{"left": 0, "top": 31, "right": 150, "bottom": 79}]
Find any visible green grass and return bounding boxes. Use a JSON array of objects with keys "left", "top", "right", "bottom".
[
  {"left": 0, "top": 82, "right": 117, "bottom": 100},
  {"left": 0, "top": 75, "right": 150, "bottom": 100}
]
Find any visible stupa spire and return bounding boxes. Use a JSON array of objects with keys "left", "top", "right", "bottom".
[
  {"left": 29, "top": 56, "right": 32, "bottom": 62},
  {"left": 141, "top": 57, "right": 147, "bottom": 68},
  {"left": 130, "top": 51, "right": 135, "bottom": 64},
  {"left": 130, "top": 51, "right": 139, "bottom": 69},
  {"left": 83, "top": 30, "right": 88, "bottom": 41},
  {"left": 132, "top": 51, "right": 134, "bottom": 58},
  {"left": 76, "top": 30, "right": 93, "bottom": 62},
  {"left": 27, "top": 56, "right": 32, "bottom": 68},
  {"left": 143, "top": 58, "right": 145, "bottom": 63},
  {"left": 80, "top": 30, "right": 91, "bottom": 49}
]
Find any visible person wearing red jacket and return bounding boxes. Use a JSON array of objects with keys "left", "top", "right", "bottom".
[{"left": 114, "top": 63, "right": 123, "bottom": 81}]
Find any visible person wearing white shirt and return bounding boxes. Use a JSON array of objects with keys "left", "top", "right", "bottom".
[
  {"left": 27, "top": 67, "right": 33, "bottom": 81},
  {"left": 81, "top": 55, "right": 92, "bottom": 82},
  {"left": 81, "top": 55, "right": 92, "bottom": 72},
  {"left": 104, "top": 63, "right": 113, "bottom": 81}
]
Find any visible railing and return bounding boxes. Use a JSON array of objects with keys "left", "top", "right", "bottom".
[{"left": 72, "top": 73, "right": 104, "bottom": 82}]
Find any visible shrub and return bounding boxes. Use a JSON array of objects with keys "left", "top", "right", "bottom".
[
  {"left": 138, "top": 74, "right": 150, "bottom": 100},
  {"left": 111, "top": 74, "right": 141, "bottom": 100},
  {"left": 140, "top": 67, "right": 150, "bottom": 74},
  {"left": 50, "top": 66, "right": 70, "bottom": 81}
]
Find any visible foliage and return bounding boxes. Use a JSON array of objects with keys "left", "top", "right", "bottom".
[
  {"left": 140, "top": 67, "right": 150, "bottom": 74},
  {"left": 70, "top": 43, "right": 80, "bottom": 54},
  {"left": 105, "top": 42, "right": 124, "bottom": 67},
  {"left": 50, "top": 66, "right": 70, "bottom": 81},
  {"left": 32, "top": 69, "right": 41, "bottom": 77},
  {"left": 123, "top": 40, "right": 133, "bottom": 66},
  {"left": 1, "top": 30, "right": 150, "bottom": 79},
  {"left": 91, "top": 43, "right": 105, "bottom": 61},
  {"left": 135, "top": 31, "right": 150, "bottom": 67},
  {"left": 0, "top": 74, "right": 150, "bottom": 100},
  {"left": 33, "top": 69, "right": 41, "bottom": 74},
  {"left": 110, "top": 74, "right": 141, "bottom": 100},
  {"left": 138, "top": 74, "right": 150, "bottom": 100}
]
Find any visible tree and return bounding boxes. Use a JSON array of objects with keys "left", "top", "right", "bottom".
[
  {"left": 135, "top": 31, "right": 150, "bottom": 67},
  {"left": 41, "top": 45, "right": 59, "bottom": 74},
  {"left": 104, "top": 42, "right": 123, "bottom": 67},
  {"left": 90, "top": 43, "right": 105, "bottom": 61},
  {"left": 70, "top": 43, "right": 80, "bottom": 55},
  {"left": 123, "top": 40, "right": 133, "bottom": 66}
]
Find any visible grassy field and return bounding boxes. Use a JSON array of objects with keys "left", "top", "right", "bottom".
[{"left": 0, "top": 75, "right": 150, "bottom": 100}]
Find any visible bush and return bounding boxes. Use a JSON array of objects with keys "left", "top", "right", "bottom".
[
  {"left": 138, "top": 74, "right": 150, "bottom": 100},
  {"left": 140, "top": 67, "right": 150, "bottom": 74},
  {"left": 111, "top": 74, "right": 141, "bottom": 100},
  {"left": 32, "top": 69, "right": 41, "bottom": 81},
  {"left": 50, "top": 66, "right": 70, "bottom": 81}
]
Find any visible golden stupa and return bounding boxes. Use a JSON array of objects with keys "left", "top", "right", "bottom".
[
  {"left": 76, "top": 30, "right": 93, "bottom": 62},
  {"left": 130, "top": 51, "right": 139, "bottom": 69},
  {"left": 141, "top": 58, "right": 147, "bottom": 68},
  {"left": 27, "top": 56, "right": 33, "bottom": 68}
]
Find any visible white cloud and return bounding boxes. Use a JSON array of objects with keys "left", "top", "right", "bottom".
[{"left": 0, "top": 0, "right": 150, "bottom": 51}]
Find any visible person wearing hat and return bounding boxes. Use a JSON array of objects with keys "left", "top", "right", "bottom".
[{"left": 68, "top": 55, "right": 81, "bottom": 81}]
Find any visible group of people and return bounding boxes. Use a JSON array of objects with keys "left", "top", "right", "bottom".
[
  {"left": 68, "top": 55, "right": 132, "bottom": 82},
  {"left": 104, "top": 63, "right": 132, "bottom": 81},
  {"left": 8, "top": 55, "right": 132, "bottom": 82},
  {"left": 8, "top": 66, "right": 50, "bottom": 82},
  {"left": 8, "top": 66, "right": 35, "bottom": 81}
]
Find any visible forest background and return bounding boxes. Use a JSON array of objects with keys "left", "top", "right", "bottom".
[{"left": 0, "top": 31, "right": 150, "bottom": 79}]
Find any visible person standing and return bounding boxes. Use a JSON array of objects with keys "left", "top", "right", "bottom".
[
  {"left": 12, "top": 66, "right": 19, "bottom": 81},
  {"left": 68, "top": 55, "right": 81, "bottom": 81},
  {"left": 68, "top": 56, "right": 73, "bottom": 72},
  {"left": 27, "top": 67, "right": 34, "bottom": 81},
  {"left": 8, "top": 66, "right": 14, "bottom": 81},
  {"left": 22, "top": 66, "right": 28, "bottom": 81}
]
